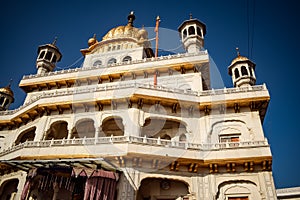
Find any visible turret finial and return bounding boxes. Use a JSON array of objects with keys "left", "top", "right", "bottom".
[
  {"left": 52, "top": 37, "right": 58, "bottom": 46},
  {"left": 189, "top": 13, "right": 193, "bottom": 19},
  {"left": 127, "top": 11, "right": 136, "bottom": 26},
  {"left": 236, "top": 47, "right": 240, "bottom": 56},
  {"left": 8, "top": 79, "right": 12, "bottom": 87}
]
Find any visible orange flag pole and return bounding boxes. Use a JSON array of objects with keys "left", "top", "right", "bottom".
[{"left": 154, "top": 16, "right": 160, "bottom": 86}]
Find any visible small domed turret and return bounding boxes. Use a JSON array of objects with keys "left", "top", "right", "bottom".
[
  {"left": 228, "top": 48, "right": 256, "bottom": 87},
  {"left": 36, "top": 38, "right": 62, "bottom": 75},
  {"left": 0, "top": 81, "right": 14, "bottom": 111},
  {"left": 178, "top": 14, "right": 206, "bottom": 53}
]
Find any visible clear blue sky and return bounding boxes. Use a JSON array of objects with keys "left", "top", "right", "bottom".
[{"left": 0, "top": 0, "right": 299, "bottom": 189}]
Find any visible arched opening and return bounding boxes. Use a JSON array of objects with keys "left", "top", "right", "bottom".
[
  {"left": 179, "top": 134, "right": 187, "bottom": 142},
  {"left": 234, "top": 68, "right": 240, "bottom": 79},
  {"left": 137, "top": 178, "right": 189, "bottom": 200},
  {"left": 197, "top": 26, "right": 202, "bottom": 37},
  {"left": 71, "top": 119, "right": 95, "bottom": 138},
  {"left": 248, "top": 66, "right": 253, "bottom": 76},
  {"left": 141, "top": 118, "right": 187, "bottom": 140},
  {"left": 15, "top": 127, "right": 36, "bottom": 145},
  {"left": 39, "top": 51, "right": 45, "bottom": 59},
  {"left": 183, "top": 29, "right": 187, "bottom": 39},
  {"left": 0, "top": 96, "right": 5, "bottom": 105},
  {"left": 93, "top": 60, "right": 102, "bottom": 67},
  {"left": 100, "top": 117, "right": 124, "bottom": 137},
  {"left": 51, "top": 54, "right": 57, "bottom": 63},
  {"left": 241, "top": 66, "right": 248, "bottom": 76},
  {"left": 188, "top": 26, "right": 195, "bottom": 35},
  {"left": 122, "top": 56, "right": 132, "bottom": 62},
  {"left": 45, "top": 51, "right": 52, "bottom": 61},
  {"left": 45, "top": 121, "right": 68, "bottom": 140},
  {"left": 107, "top": 58, "right": 117, "bottom": 65},
  {"left": 0, "top": 179, "right": 19, "bottom": 200}
]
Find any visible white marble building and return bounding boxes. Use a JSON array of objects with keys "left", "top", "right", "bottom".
[{"left": 0, "top": 12, "right": 280, "bottom": 200}]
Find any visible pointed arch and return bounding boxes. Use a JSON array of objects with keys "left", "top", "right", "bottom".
[
  {"left": 100, "top": 116, "right": 124, "bottom": 137},
  {"left": 45, "top": 120, "right": 68, "bottom": 140},
  {"left": 15, "top": 126, "right": 36, "bottom": 145},
  {"left": 141, "top": 117, "right": 187, "bottom": 139},
  {"left": 71, "top": 118, "right": 95, "bottom": 138},
  {"left": 241, "top": 66, "right": 248, "bottom": 76}
]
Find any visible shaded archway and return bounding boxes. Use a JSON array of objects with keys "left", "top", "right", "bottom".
[
  {"left": 137, "top": 178, "right": 189, "bottom": 200},
  {"left": 15, "top": 127, "right": 36, "bottom": 145},
  {"left": 45, "top": 121, "right": 68, "bottom": 140},
  {"left": 71, "top": 118, "right": 95, "bottom": 138},
  {"left": 100, "top": 117, "right": 124, "bottom": 137},
  {"left": 0, "top": 179, "right": 19, "bottom": 200},
  {"left": 141, "top": 118, "right": 187, "bottom": 140}
]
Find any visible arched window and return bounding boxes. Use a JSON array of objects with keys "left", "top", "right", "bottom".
[
  {"left": 241, "top": 66, "right": 248, "bottom": 76},
  {"left": 0, "top": 96, "right": 5, "bottom": 105},
  {"left": 141, "top": 118, "right": 187, "bottom": 139},
  {"left": 234, "top": 68, "right": 240, "bottom": 79},
  {"left": 183, "top": 29, "right": 187, "bottom": 39},
  {"left": 100, "top": 117, "right": 124, "bottom": 137},
  {"left": 188, "top": 26, "right": 195, "bottom": 35},
  {"left": 52, "top": 54, "right": 57, "bottom": 63},
  {"left": 15, "top": 127, "right": 36, "bottom": 145},
  {"left": 197, "top": 26, "right": 202, "bottom": 37},
  {"left": 122, "top": 56, "right": 132, "bottom": 62},
  {"left": 45, "top": 121, "right": 68, "bottom": 140},
  {"left": 45, "top": 51, "right": 52, "bottom": 61},
  {"left": 39, "top": 51, "right": 45, "bottom": 59},
  {"left": 107, "top": 58, "right": 117, "bottom": 65},
  {"left": 93, "top": 60, "right": 102, "bottom": 67},
  {"left": 72, "top": 119, "right": 95, "bottom": 138},
  {"left": 248, "top": 66, "right": 253, "bottom": 76},
  {"left": 161, "top": 134, "right": 171, "bottom": 140},
  {"left": 179, "top": 134, "right": 187, "bottom": 142},
  {"left": 0, "top": 179, "right": 19, "bottom": 200}
]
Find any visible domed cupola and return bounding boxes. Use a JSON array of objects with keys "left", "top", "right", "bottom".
[
  {"left": 36, "top": 38, "right": 62, "bottom": 75},
  {"left": 0, "top": 81, "right": 14, "bottom": 111},
  {"left": 228, "top": 48, "right": 256, "bottom": 87},
  {"left": 102, "top": 11, "right": 142, "bottom": 41},
  {"left": 178, "top": 14, "right": 207, "bottom": 53}
]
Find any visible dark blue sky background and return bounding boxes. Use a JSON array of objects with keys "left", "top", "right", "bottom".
[{"left": 0, "top": 0, "right": 299, "bottom": 189}]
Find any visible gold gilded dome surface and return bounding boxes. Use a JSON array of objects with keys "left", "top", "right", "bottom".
[
  {"left": 0, "top": 86, "right": 14, "bottom": 97},
  {"left": 102, "top": 25, "right": 142, "bottom": 41},
  {"left": 230, "top": 55, "right": 250, "bottom": 65},
  {"left": 102, "top": 11, "right": 147, "bottom": 41}
]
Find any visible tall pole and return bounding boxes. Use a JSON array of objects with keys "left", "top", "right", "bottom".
[{"left": 154, "top": 16, "right": 160, "bottom": 86}]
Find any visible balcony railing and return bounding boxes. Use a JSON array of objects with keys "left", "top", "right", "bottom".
[
  {"left": 0, "top": 135, "right": 269, "bottom": 157},
  {"left": 22, "top": 51, "right": 208, "bottom": 80},
  {"left": 0, "top": 83, "right": 267, "bottom": 116}
]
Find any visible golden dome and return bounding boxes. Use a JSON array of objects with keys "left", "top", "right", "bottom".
[
  {"left": 230, "top": 55, "right": 250, "bottom": 65},
  {"left": 102, "top": 11, "right": 148, "bottom": 41},
  {"left": 0, "top": 86, "right": 14, "bottom": 97},
  {"left": 102, "top": 25, "right": 142, "bottom": 41}
]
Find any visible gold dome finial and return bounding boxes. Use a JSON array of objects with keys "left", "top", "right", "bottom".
[
  {"left": 236, "top": 47, "right": 240, "bottom": 57},
  {"left": 52, "top": 37, "right": 58, "bottom": 46},
  {"left": 88, "top": 34, "right": 98, "bottom": 46},
  {"left": 127, "top": 11, "right": 135, "bottom": 27}
]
